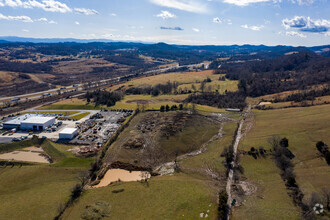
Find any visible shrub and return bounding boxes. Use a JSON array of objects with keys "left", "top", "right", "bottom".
[
  {"left": 218, "top": 191, "right": 229, "bottom": 220},
  {"left": 81, "top": 201, "right": 110, "bottom": 220},
  {"left": 280, "top": 138, "right": 289, "bottom": 148}
]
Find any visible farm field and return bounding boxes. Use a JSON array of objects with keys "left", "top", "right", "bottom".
[
  {"left": 108, "top": 70, "right": 238, "bottom": 94},
  {"left": 108, "top": 94, "right": 227, "bottom": 113},
  {"left": 233, "top": 104, "right": 330, "bottom": 219},
  {"left": 109, "top": 70, "right": 215, "bottom": 89},
  {"left": 39, "top": 95, "right": 227, "bottom": 113}
]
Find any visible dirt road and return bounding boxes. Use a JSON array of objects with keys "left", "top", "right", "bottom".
[{"left": 225, "top": 105, "right": 251, "bottom": 220}]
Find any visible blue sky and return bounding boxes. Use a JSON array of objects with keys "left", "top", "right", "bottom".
[{"left": 0, "top": 0, "right": 329, "bottom": 46}]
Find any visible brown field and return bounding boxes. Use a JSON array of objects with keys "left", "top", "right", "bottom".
[
  {"left": 108, "top": 70, "right": 215, "bottom": 91},
  {"left": 53, "top": 58, "right": 118, "bottom": 74}
]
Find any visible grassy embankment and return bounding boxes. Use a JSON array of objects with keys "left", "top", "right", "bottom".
[
  {"left": 233, "top": 104, "right": 330, "bottom": 219},
  {"left": 62, "top": 112, "right": 239, "bottom": 219},
  {"left": 0, "top": 139, "right": 94, "bottom": 219}
]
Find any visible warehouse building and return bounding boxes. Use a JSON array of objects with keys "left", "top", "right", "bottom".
[
  {"left": 59, "top": 128, "right": 78, "bottom": 140},
  {"left": 3, "top": 114, "right": 56, "bottom": 131}
]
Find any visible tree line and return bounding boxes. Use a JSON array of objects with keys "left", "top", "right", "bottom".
[
  {"left": 85, "top": 90, "right": 123, "bottom": 107},
  {"left": 0, "top": 59, "right": 52, "bottom": 73},
  {"left": 271, "top": 86, "right": 330, "bottom": 103},
  {"left": 185, "top": 92, "right": 246, "bottom": 110},
  {"left": 222, "top": 51, "right": 330, "bottom": 97}
]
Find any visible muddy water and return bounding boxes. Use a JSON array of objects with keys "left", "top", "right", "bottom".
[
  {"left": 0, "top": 151, "right": 49, "bottom": 163},
  {"left": 93, "top": 169, "right": 150, "bottom": 188}
]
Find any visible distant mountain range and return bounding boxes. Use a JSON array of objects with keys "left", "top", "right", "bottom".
[{"left": 0, "top": 36, "right": 329, "bottom": 57}]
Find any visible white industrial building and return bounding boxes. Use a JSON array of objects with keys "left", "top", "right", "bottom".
[
  {"left": 21, "top": 116, "right": 55, "bottom": 131},
  {"left": 59, "top": 128, "right": 78, "bottom": 140},
  {"left": 3, "top": 114, "right": 56, "bottom": 131}
]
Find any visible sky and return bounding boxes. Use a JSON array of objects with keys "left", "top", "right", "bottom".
[{"left": 0, "top": 0, "right": 329, "bottom": 46}]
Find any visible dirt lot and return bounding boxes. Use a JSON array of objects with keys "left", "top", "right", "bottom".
[{"left": 0, "top": 151, "right": 49, "bottom": 163}]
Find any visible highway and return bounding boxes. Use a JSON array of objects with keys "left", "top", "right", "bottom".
[{"left": 0, "top": 62, "right": 208, "bottom": 106}]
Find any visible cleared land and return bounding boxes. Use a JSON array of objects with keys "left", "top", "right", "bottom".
[
  {"left": 233, "top": 104, "right": 330, "bottom": 219},
  {"left": 62, "top": 111, "right": 239, "bottom": 219},
  {"left": 108, "top": 70, "right": 238, "bottom": 94},
  {"left": 105, "top": 111, "right": 221, "bottom": 167}
]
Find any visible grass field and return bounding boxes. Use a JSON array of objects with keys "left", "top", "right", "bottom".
[
  {"left": 0, "top": 166, "right": 82, "bottom": 220},
  {"left": 39, "top": 94, "right": 227, "bottom": 113},
  {"left": 180, "top": 122, "right": 237, "bottom": 177},
  {"left": 67, "top": 112, "right": 90, "bottom": 120},
  {"left": 177, "top": 79, "right": 238, "bottom": 94},
  {"left": 109, "top": 70, "right": 215, "bottom": 90},
  {"left": 62, "top": 174, "right": 218, "bottom": 220},
  {"left": 38, "top": 98, "right": 105, "bottom": 110},
  {"left": 108, "top": 70, "right": 238, "bottom": 95},
  {"left": 232, "top": 156, "right": 301, "bottom": 220},
  {"left": 0, "top": 139, "right": 94, "bottom": 219},
  {"left": 233, "top": 104, "right": 330, "bottom": 219},
  {"left": 0, "top": 138, "right": 43, "bottom": 154},
  {"left": 108, "top": 94, "right": 227, "bottom": 113}
]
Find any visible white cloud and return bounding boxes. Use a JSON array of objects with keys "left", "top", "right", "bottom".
[
  {"left": 291, "top": 0, "right": 315, "bottom": 5},
  {"left": 22, "top": 29, "right": 29, "bottom": 32},
  {"left": 227, "top": 19, "right": 232, "bottom": 25},
  {"left": 282, "top": 16, "right": 330, "bottom": 33},
  {"left": 110, "top": 13, "right": 117, "bottom": 16},
  {"left": 75, "top": 21, "right": 79, "bottom": 25},
  {"left": 0, "top": 0, "right": 98, "bottom": 15},
  {"left": 222, "top": 0, "right": 271, "bottom": 6},
  {"left": 74, "top": 8, "right": 99, "bottom": 15},
  {"left": 149, "top": 0, "right": 208, "bottom": 13},
  {"left": 213, "top": 17, "right": 222, "bottom": 23},
  {"left": 27, "top": 0, "right": 72, "bottom": 13},
  {"left": 156, "top": 10, "right": 176, "bottom": 19},
  {"left": 241, "top": 24, "right": 264, "bottom": 31},
  {"left": 36, "top": 17, "right": 56, "bottom": 23},
  {"left": 0, "top": 12, "right": 33, "bottom": 22},
  {"left": 282, "top": 16, "right": 306, "bottom": 29},
  {"left": 192, "top": 28, "right": 200, "bottom": 32},
  {"left": 286, "top": 31, "right": 306, "bottom": 38}
]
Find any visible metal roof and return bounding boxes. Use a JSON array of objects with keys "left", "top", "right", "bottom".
[
  {"left": 21, "top": 116, "right": 55, "bottom": 124},
  {"left": 59, "top": 128, "right": 78, "bottom": 134}
]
